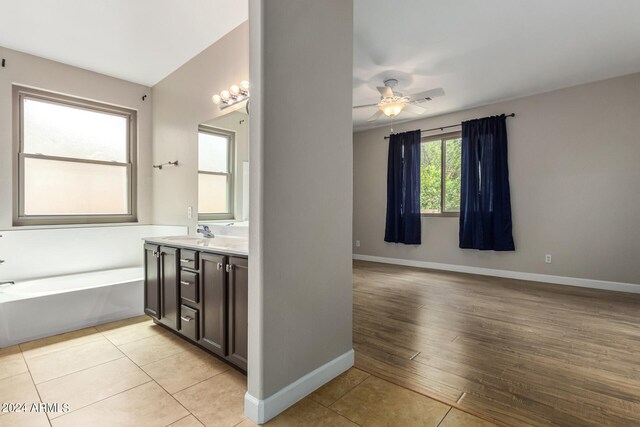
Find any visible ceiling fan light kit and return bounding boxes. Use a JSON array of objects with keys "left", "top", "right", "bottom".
[
  {"left": 380, "top": 100, "right": 405, "bottom": 117},
  {"left": 353, "top": 78, "right": 445, "bottom": 123}
]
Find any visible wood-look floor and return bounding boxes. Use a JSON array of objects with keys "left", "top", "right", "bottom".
[{"left": 352, "top": 260, "right": 640, "bottom": 427}]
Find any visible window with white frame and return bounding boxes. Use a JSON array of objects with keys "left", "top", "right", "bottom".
[
  {"left": 14, "top": 86, "right": 137, "bottom": 226},
  {"left": 198, "top": 126, "right": 234, "bottom": 220}
]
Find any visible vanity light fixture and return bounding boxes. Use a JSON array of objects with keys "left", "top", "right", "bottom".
[{"left": 212, "top": 80, "right": 250, "bottom": 110}]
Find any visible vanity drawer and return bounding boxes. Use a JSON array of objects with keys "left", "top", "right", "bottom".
[
  {"left": 180, "top": 271, "right": 199, "bottom": 304},
  {"left": 179, "top": 250, "right": 199, "bottom": 270},
  {"left": 180, "top": 305, "right": 199, "bottom": 341}
]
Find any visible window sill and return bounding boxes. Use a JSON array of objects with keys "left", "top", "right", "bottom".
[
  {"left": 3, "top": 222, "right": 145, "bottom": 232},
  {"left": 421, "top": 212, "right": 460, "bottom": 218}
]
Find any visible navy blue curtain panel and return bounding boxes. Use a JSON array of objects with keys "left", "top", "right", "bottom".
[
  {"left": 384, "top": 130, "right": 422, "bottom": 244},
  {"left": 459, "top": 115, "right": 515, "bottom": 251}
]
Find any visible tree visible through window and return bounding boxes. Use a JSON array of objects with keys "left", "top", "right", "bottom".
[{"left": 420, "top": 133, "right": 461, "bottom": 215}]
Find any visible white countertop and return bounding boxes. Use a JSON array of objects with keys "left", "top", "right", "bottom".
[{"left": 143, "top": 235, "right": 248, "bottom": 257}]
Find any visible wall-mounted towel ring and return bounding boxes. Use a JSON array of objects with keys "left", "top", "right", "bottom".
[{"left": 153, "top": 160, "right": 178, "bottom": 170}]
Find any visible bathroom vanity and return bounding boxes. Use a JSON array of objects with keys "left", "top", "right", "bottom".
[{"left": 142, "top": 235, "right": 248, "bottom": 370}]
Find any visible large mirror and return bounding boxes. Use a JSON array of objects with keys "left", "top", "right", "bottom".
[{"left": 197, "top": 108, "right": 249, "bottom": 231}]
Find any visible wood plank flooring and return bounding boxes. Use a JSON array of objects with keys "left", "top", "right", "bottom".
[{"left": 352, "top": 260, "right": 640, "bottom": 427}]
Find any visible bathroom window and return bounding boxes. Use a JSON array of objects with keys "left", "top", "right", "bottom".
[
  {"left": 420, "top": 132, "right": 461, "bottom": 216},
  {"left": 198, "top": 126, "right": 234, "bottom": 220},
  {"left": 13, "top": 86, "right": 137, "bottom": 226}
]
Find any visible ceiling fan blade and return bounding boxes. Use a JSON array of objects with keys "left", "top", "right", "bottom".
[
  {"left": 409, "top": 88, "right": 445, "bottom": 103},
  {"left": 367, "top": 110, "right": 384, "bottom": 122},
  {"left": 403, "top": 104, "right": 427, "bottom": 115},
  {"left": 377, "top": 86, "right": 394, "bottom": 98},
  {"left": 352, "top": 103, "right": 379, "bottom": 109}
]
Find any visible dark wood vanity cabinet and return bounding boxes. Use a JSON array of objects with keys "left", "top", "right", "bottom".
[
  {"left": 159, "top": 246, "right": 180, "bottom": 330},
  {"left": 143, "top": 245, "right": 181, "bottom": 330},
  {"left": 144, "top": 243, "right": 248, "bottom": 371},
  {"left": 143, "top": 244, "right": 160, "bottom": 318},
  {"left": 227, "top": 257, "right": 248, "bottom": 370},
  {"left": 200, "top": 253, "right": 227, "bottom": 357}
]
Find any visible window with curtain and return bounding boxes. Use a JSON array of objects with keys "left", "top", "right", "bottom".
[
  {"left": 198, "top": 126, "right": 234, "bottom": 220},
  {"left": 14, "top": 85, "right": 137, "bottom": 226},
  {"left": 420, "top": 132, "right": 462, "bottom": 216}
]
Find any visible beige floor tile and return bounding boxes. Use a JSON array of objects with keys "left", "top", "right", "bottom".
[
  {"left": 0, "top": 345, "right": 28, "bottom": 381},
  {"left": 0, "top": 411, "right": 50, "bottom": 427},
  {"left": 37, "top": 357, "right": 151, "bottom": 418},
  {"left": 118, "top": 332, "right": 190, "bottom": 366},
  {"left": 0, "top": 373, "right": 40, "bottom": 413},
  {"left": 174, "top": 369, "right": 246, "bottom": 427},
  {"left": 20, "top": 327, "right": 103, "bottom": 360},
  {"left": 438, "top": 408, "right": 498, "bottom": 427},
  {"left": 51, "top": 381, "right": 188, "bottom": 427},
  {"left": 238, "top": 398, "right": 359, "bottom": 427},
  {"left": 27, "top": 339, "right": 124, "bottom": 384},
  {"left": 308, "top": 368, "right": 370, "bottom": 407},
  {"left": 142, "top": 346, "right": 229, "bottom": 393},
  {"left": 169, "top": 414, "right": 206, "bottom": 427},
  {"left": 330, "top": 376, "right": 451, "bottom": 427},
  {"left": 98, "top": 316, "right": 168, "bottom": 346}
]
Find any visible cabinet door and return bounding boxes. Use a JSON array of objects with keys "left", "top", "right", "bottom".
[
  {"left": 199, "top": 253, "right": 227, "bottom": 357},
  {"left": 227, "top": 257, "right": 248, "bottom": 370},
  {"left": 143, "top": 244, "right": 160, "bottom": 319},
  {"left": 159, "top": 246, "right": 180, "bottom": 330}
]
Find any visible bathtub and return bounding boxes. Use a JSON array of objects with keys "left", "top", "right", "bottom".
[{"left": 0, "top": 267, "right": 144, "bottom": 348}]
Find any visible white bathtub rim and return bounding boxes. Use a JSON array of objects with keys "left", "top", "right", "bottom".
[{"left": 0, "top": 267, "right": 144, "bottom": 301}]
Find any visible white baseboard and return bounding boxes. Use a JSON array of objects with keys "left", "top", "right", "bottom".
[
  {"left": 244, "top": 349, "right": 354, "bottom": 424},
  {"left": 353, "top": 254, "right": 640, "bottom": 294}
]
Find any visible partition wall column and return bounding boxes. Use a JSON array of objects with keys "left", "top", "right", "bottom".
[{"left": 245, "top": 0, "right": 354, "bottom": 423}]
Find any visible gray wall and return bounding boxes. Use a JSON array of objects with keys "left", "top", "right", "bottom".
[
  {"left": 0, "top": 46, "right": 152, "bottom": 229},
  {"left": 354, "top": 72, "right": 640, "bottom": 285},
  {"left": 248, "top": 0, "right": 354, "bottom": 399},
  {"left": 151, "top": 22, "right": 249, "bottom": 231}
]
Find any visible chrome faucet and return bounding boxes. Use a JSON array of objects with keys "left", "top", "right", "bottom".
[{"left": 196, "top": 225, "right": 215, "bottom": 238}]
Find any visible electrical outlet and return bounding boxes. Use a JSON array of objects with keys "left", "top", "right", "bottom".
[
  {"left": 545, "top": 254, "right": 552, "bottom": 264},
  {"left": 187, "top": 206, "right": 193, "bottom": 219},
  {"left": 355, "top": 240, "right": 361, "bottom": 248}
]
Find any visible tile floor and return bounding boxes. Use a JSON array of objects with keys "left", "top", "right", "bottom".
[{"left": 0, "top": 316, "right": 497, "bottom": 427}]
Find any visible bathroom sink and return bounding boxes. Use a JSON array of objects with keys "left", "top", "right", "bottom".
[{"left": 151, "top": 235, "right": 248, "bottom": 254}]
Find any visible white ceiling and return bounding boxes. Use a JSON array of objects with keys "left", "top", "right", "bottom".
[
  {"left": 0, "top": 0, "right": 248, "bottom": 86},
  {"left": 2, "top": 0, "right": 639, "bottom": 126},
  {"left": 353, "top": 0, "right": 640, "bottom": 131}
]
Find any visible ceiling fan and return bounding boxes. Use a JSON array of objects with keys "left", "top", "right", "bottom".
[{"left": 353, "top": 79, "right": 445, "bottom": 122}]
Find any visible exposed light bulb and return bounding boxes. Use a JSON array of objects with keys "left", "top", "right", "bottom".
[
  {"left": 230, "top": 85, "right": 240, "bottom": 96},
  {"left": 212, "top": 94, "right": 221, "bottom": 104},
  {"left": 240, "top": 80, "right": 250, "bottom": 91},
  {"left": 220, "top": 90, "right": 231, "bottom": 101}
]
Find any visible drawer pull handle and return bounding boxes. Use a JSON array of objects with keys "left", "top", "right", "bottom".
[
  {"left": 217, "top": 262, "right": 223, "bottom": 271},
  {"left": 180, "top": 258, "right": 192, "bottom": 263},
  {"left": 180, "top": 281, "right": 191, "bottom": 286},
  {"left": 180, "top": 316, "right": 193, "bottom": 323}
]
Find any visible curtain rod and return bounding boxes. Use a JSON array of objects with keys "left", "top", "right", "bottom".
[{"left": 383, "top": 113, "right": 515, "bottom": 139}]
